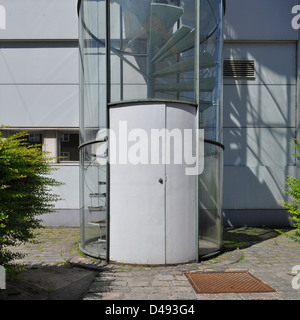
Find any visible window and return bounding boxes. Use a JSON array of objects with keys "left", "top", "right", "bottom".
[
  {"left": 60, "top": 151, "right": 71, "bottom": 161},
  {"left": 26, "top": 132, "right": 43, "bottom": 149},
  {"left": 28, "top": 133, "right": 42, "bottom": 143},
  {"left": 60, "top": 133, "right": 70, "bottom": 143},
  {"left": 59, "top": 133, "right": 79, "bottom": 162},
  {"left": 4, "top": 130, "right": 80, "bottom": 163}
]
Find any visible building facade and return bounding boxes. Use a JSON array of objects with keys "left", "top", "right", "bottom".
[
  {"left": 223, "top": 0, "right": 299, "bottom": 227},
  {"left": 0, "top": 0, "right": 298, "bottom": 227}
]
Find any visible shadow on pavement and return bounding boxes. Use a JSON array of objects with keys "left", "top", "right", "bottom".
[
  {"left": 0, "top": 227, "right": 296, "bottom": 300},
  {"left": 223, "top": 227, "right": 288, "bottom": 252},
  {"left": 0, "top": 264, "right": 97, "bottom": 300}
]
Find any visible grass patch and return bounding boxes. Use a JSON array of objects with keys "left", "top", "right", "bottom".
[{"left": 275, "top": 228, "right": 300, "bottom": 244}]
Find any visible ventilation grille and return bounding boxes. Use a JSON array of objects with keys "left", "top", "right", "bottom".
[{"left": 223, "top": 59, "right": 255, "bottom": 79}]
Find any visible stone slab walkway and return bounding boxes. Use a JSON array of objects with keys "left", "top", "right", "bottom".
[
  {"left": 1, "top": 227, "right": 300, "bottom": 300},
  {"left": 82, "top": 228, "right": 300, "bottom": 300}
]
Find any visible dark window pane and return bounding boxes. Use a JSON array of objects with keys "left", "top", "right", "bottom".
[{"left": 60, "top": 133, "right": 79, "bottom": 161}]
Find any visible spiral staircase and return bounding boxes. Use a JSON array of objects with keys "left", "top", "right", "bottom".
[{"left": 147, "top": 2, "right": 216, "bottom": 100}]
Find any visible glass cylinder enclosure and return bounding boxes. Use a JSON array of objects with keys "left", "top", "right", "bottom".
[
  {"left": 197, "top": 0, "right": 224, "bottom": 259},
  {"left": 78, "top": 0, "right": 225, "bottom": 262},
  {"left": 78, "top": 0, "right": 107, "bottom": 259}
]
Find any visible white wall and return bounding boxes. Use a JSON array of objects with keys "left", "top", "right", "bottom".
[
  {"left": 224, "top": 0, "right": 298, "bottom": 41},
  {"left": 0, "top": 0, "right": 79, "bottom": 128},
  {"left": 223, "top": 0, "right": 298, "bottom": 226},
  {"left": 0, "top": 0, "right": 78, "bottom": 39},
  {"left": 0, "top": 0, "right": 80, "bottom": 226},
  {"left": 41, "top": 165, "right": 80, "bottom": 227}
]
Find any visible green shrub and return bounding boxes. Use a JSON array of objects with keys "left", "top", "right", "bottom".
[
  {"left": 0, "top": 130, "right": 62, "bottom": 266},
  {"left": 280, "top": 139, "right": 300, "bottom": 242}
]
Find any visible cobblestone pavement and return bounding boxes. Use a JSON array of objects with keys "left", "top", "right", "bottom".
[
  {"left": 3, "top": 227, "right": 300, "bottom": 300},
  {"left": 7, "top": 227, "right": 81, "bottom": 267}
]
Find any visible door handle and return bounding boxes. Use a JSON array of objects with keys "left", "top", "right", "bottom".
[{"left": 158, "top": 178, "right": 163, "bottom": 184}]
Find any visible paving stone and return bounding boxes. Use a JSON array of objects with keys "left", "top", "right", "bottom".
[
  {"left": 171, "top": 293, "right": 197, "bottom": 300},
  {"left": 88, "top": 281, "right": 111, "bottom": 293},
  {"left": 157, "top": 286, "right": 173, "bottom": 294},
  {"left": 96, "top": 276, "right": 115, "bottom": 282},
  {"left": 172, "top": 286, "right": 195, "bottom": 293},
  {"left": 148, "top": 292, "right": 173, "bottom": 300},
  {"left": 196, "top": 294, "right": 219, "bottom": 300},
  {"left": 5, "top": 227, "right": 300, "bottom": 301},
  {"left": 108, "top": 286, "right": 131, "bottom": 293},
  {"left": 83, "top": 293, "right": 104, "bottom": 300},
  {"left": 109, "top": 280, "right": 129, "bottom": 286},
  {"left": 157, "top": 275, "right": 175, "bottom": 281},
  {"left": 122, "top": 293, "right": 149, "bottom": 300},
  {"left": 101, "top": 292, "right": 125, "bottom": 300},
  {"left": 127, "top": 281, "right": 151, "bottom": 287},
  {"left": 212, "top": 293, "right": 242, "bottom": 300},
  {"left": 172, "top": 280, "right": 191, "bottom": 286},
  {"left": 239, "top": 293, "right": 278, "bottom": 300},
  {"left": 130, "top": 286, "right": 159, "bottom": 294},
  {"left": 151, "top": 280, "right": 171, "bottom": 287}
]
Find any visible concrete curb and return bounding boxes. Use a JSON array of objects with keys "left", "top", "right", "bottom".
[{"left": 62, "top": 242, "right": 106, "bottom": 272}]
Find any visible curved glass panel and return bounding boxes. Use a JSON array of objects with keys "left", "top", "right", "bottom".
[
  {"left": 199, "top": 0, "right": 223, "bottom": 143},
  {"left": 108, "top": 0, "right": 223, "bottom": 141},
  {"left": 79, "top": 142, "right": 107, "bottom": 259},
  {"left": 109, "top": 0, "right": 197, "bottom": 103},
  {"left": 79, "top": 0, "right": 108, "bottom": 258},
  {"left": 198, "top": 142, "right": 223, "bottom": 258},
  {"left": 197, "top": 0, "right": 224, "bottom": 259},
  {"left": 79, "top": 0, "right": 107, "bottom": 144},
  {"left": 78, "top": 0, "right": 224, "bottom": 262}
]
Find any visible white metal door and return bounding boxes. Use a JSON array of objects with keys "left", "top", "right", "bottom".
[
  {"left": 109, "top": 103, "right": 197, "bottom": 264},
  {"left": 109, "top": 104, "right": 166, "bottom": 264},
  {"left": 165, "top": 103, "right": 196, "bottom": 264}
]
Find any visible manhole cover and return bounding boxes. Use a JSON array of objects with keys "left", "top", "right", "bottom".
[{"left": 185, "top": 272, "right": 275, "bottom": 294}]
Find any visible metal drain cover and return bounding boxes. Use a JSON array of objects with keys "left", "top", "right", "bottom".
[{"left": 185, "top": 271, "right": 276, "bottom": 294}]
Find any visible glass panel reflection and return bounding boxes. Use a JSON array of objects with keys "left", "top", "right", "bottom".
[
  {"left": 80, "top": 142, "right": 107, "bottom": 259},
  {"left": 110, "top": 0, "right": 197, "bottom": 103},
  {"left": 198, "top": 142, "right": 223, "bottom": 258}
]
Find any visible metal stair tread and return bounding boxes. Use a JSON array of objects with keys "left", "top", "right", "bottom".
[
  {"left": 155, "top": 81, "right": 194, "bottom": 92},
  {"left": 155, "top": 77, "right": 215, "bottom": 92},
  {"left": 199, "top": 52, "right": 216, "bottom": 69},
  {"left": 89, "top": 220, "right": 106, "bottom": 226},
  {"left": 151, "top": 25, "right": 193, "bottom": 63},
  {"left": 149, "top": 3, "right": 184, "bottom": 48},
  {"left": 153, "top": 56, "right": 194, "bottom": 77},
  {"left": 152, "top": 27, "right": 195, "bottom": 63},
  {"left": 153, "top": 52, "right": 215, "bottom": 77},
  {"left": 199, "top": 100, "right": 214, "bottom": 112},
  {"left": 89, "top": 192, "right": 106, "bottom": 197},
  {"left": 88, "top": 206, "right": 106, "bottom": 211}
]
